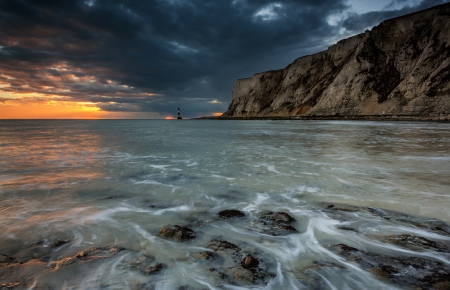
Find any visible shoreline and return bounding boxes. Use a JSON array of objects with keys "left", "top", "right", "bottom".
[{"left": 196, "top": 115, "right": 450, "bottom": 122}]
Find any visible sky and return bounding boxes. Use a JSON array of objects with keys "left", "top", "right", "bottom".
[{"left": 0, "top": 0, "right": 448, "bottom": 119}]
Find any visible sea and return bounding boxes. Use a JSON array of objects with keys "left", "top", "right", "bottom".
[{"left": 0, "top": 120, "right": 449, "bottom": 289}]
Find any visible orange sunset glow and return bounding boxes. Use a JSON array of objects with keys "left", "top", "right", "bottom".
[{"left": 0, "top": 90, "right": 105, "bottom": 119}]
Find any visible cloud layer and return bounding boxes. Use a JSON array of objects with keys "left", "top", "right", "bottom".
[{"left": 0, "top": 0, "right": 447, "bottom": 118}]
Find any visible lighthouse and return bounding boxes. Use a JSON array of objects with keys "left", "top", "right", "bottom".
[{"left": 177, "top": 108, "right": 182, "bottom": 119}]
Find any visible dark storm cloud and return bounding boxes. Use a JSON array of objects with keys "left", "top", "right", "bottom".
[{"left": 0, "top": 0, "right": 447, "bottom": 117}]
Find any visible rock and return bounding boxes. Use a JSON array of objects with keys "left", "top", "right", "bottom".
[
  {"left": 193, "top": 251, "right": 217, "bottom": 260},
  {"left": 337, "top": 226, "right": 359, "bottom": 232},
  {"left": 223, "top": 3, "right": 450, "bottom": 120},
  {"left": 207, "top": 240, "right": 241, "bottom": 255},
  {"left": 434, "top": 281, "right": 450, "bottom": 290},
  {"left": 323, "top": 202, "right": 450, "bottom": 237},
  {"left": 331, "top": 243, "right": 450, "bottom": 289},
  {"left": 0, "top": 282, "right": 23, "bottom": 289},
  {"left": 0, "top": 255, "right": 14, "bottom": 264},
  {"left": 218, "top": 209, "right": 245, "bottom": 219},
  {"left": 145, "top": 263, "right": 163, "bottom": 275},
  {"left": 159, "top": 225, "right": 195, "bottom": 242},
  {"left": 203, "top": 240, "right": 275, "bottom": 285},
  {"left": 231, "top": 266, "right": 253, "bottom": 283},
  {"left": 242, "top": 254, "right": 259, "bottom": 269},
  {"left": 49, "top": 246, "right": 124, "bottom": 270},
  {"left": 370, "top": 267, "right": 392, "bottom": 279},
  {"left": 50, "top": 239, "right": 69, "bottom": 248},
  {"left": 262, "top": 212, "right": 295, "bottom": 224},
  {"left": 254, "top": 211, "right": 297, "bottom": 235},
  {"left": 380, "top": 234, "right": 450, "bottom": 252}
]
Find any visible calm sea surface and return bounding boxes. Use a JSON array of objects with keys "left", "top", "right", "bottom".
[{"left": 1, "top": 120, "right": 449, "bottom": 289}]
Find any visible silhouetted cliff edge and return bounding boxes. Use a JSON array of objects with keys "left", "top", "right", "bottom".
[{"left": 222, "top": 4, "right": 450, "bottom": 120}]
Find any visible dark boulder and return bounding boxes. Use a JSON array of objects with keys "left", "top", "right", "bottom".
[
  {"left": 254, "top": 211, "right": 297, "bottom": 235},
  {"left": 218, "top": 210, "right": 246, "bottom": 219},
  {"left": 159, "top": 225, "right": 195, "bottom": 242}
]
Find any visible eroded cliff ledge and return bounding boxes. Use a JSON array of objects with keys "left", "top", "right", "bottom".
[{"left": 223, "top": 4, "right": 450, "bottom": 119}]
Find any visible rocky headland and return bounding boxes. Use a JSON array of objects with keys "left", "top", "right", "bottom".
[{"left": 217, "top": 3, "right": 450, "bottom": 121}]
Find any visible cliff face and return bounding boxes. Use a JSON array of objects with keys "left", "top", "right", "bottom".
[{"left": 224, "top": 4, "right": 450, "bottom": 118}]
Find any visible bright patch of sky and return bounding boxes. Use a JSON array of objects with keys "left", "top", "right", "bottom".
[
  {"left": 253, "top": 3, "right": 283, "bottom": 21},
  {"left": 327, "top": 11, "right": 349, "bottom": 26},
  {"left": 346, "top": 0, "right": 419, "bottom": 14},
  {"left": 169, "top": 41, "right": 199, "bottom": 53},
  {"left": 327, "top": 1, "right": 420, "bottom": 28},
  {"left": 84, "top": 0, "right": 95, "bottom": 7}
]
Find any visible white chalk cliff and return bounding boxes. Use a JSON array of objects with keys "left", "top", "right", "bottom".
[{"left": 224, "top": 4, "right": 450, "bottom": 118}]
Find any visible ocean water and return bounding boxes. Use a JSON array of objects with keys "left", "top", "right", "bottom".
[{"left": 0, "top": 120, "right": 449, "bottom": 289}]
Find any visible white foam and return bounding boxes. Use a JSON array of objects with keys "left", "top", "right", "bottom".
[
  {"left": 131, "top": 179, "right": 178, "bottom": 188},
  {"left": 152, "top": 205, "right": 192, "bottom": 215},
  {"left": 150, "top": 165, "right": 170, "bottom": 169},
  {"left": 211, "top": 174, "right": 235, "bottom": 181},
  {"left": 133, "top": 224, "right": 156, "bottom": 242},
  {"left": 242, "top": 193, "right": 270, "bottom": 212}
]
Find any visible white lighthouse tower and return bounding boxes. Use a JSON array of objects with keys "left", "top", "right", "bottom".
[{"left": 177, "top": 108, "right": 182, "bottom": 119}]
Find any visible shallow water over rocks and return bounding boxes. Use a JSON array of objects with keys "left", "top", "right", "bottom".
[{"left": 1, "top": 120, "right": 449, "bottom": 289}]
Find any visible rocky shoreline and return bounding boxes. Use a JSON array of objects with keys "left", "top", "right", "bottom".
[
  {"left": 196, "top": 115, "right": 450, "bottom": 121},
  {"left": 1, "top": 204, "right": 450, "bottom": 289}
]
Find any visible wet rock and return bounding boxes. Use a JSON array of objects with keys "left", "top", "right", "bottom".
[
  {"left": 9, "top": 239, "right": 71, "bottom": 264},
  {"left": 49, "top": 246, "right": 124, "bottom": 270},
  {"left": 0, "top": 255, "right": 14, "bottom": 264},
  {"left": 145, "top": 263, "right": 163, "bottom": 275},
  {"left": 324, "top": 204, "right": 360, "bottom": 212},
  {"left": 207, "top": 240, "right": 241, "bottom": 255},
  {"left": 331, "top": 243, "right": 450, "bottom": 289},
  {"left": 322, "top": 202, "right": 450, "bottom": 237},
  {"left": 205, "top": 267, "right": 230, "bottom": 282},
  {"left": 262, "top": 212, "right": 295, "bottom": 223},
  {"left": 159, "top": 225, "right": 195, "bottom": 242},
  {"left": 50, "top": 239, "right": 70, "bottom": 248},
  {"left": 218, "top": 209, "right": 246, "bottom": 219},
  {"left": 0, "top": 282, "right": 24, "bottom": 289},
  {"left": 301, "top": 260, "right": 346, "bottom": 272},
  {"left": 13, "top": 243, "right": 49, "bottom": 263},
  {"left": 380, "top": 234, "right": 450, "bottom": 252},
  {"left": 337, "top": 226, "right": 359, "bottom": 232},
  {"left": 434, "top": 281, "right": 450, "bottom": 290},
  {"left": 370, "top": 267, "right": 393, "bottom": 279},
  {"left": 242, "top": 254, "right": 259, "bottom": 269},
  {"left": 253, "top": 211, "right": 297, "bottom": 235},
  {"left": 109, "top": 246, "right": 125, "bottom": 253},
  {"left": 205, "top": 240, "right": 274, "bottom": 285},
  {"left": 193, "top": 251, "right": 217, "bottom": 260},
  {"left": 129, "top": 254, "right": 165, "bottom": 276},
  {"left": 231, "top": 266, "right": 254, "bottom": 283}
]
